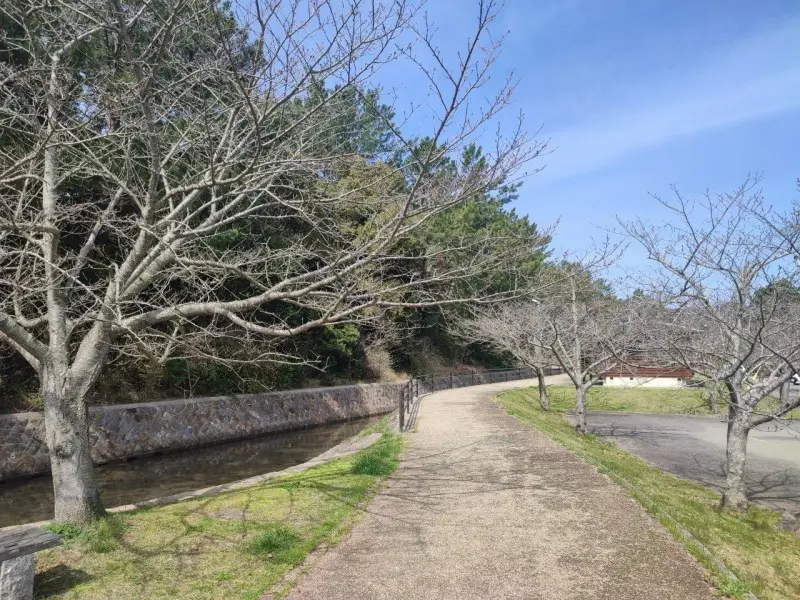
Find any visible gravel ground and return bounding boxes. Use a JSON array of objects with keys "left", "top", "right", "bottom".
[
  {"left": 579, "top": 411, "right": 800, "bottom": 512},
  {"left": 285, "top": 378, "right": 714, "bottom": 600}
]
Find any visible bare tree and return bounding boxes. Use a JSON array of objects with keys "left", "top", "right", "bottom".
[
  {"left": 622, "top": 178, "right": 800, "bottom": 509},
  {"left": 541, "top": 266, "right": 633, "bottom": 433},
  {"left": 0, "top": 0, "right": 546, "bottom": 522},
  {"left": 459, "top": 301, "right": 553, "bottom": 410},
  {"left": 462, "top": 262, "right": 632, "bottom": 432}
]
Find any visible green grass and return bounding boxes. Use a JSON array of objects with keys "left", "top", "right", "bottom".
[
  {"left": 46, "top": 516, "right": 127, "bottom": 554},
  {"left": 34, "top": 429, "right": 403, "bottom": 600},
  {"left": 543, "top": 385, "right": 800, "bottom": 418},
  {"left": 351, "top": 434, "right": 402, "bottom": 476},
  {"left": 498, "top": 388, "right": 800, "bottom": 600},
  {"left": 545, "top": 385, "right": 713, "bottom": 414},
  {"left": 248, "top": 524, "right": 302, "bottom": 561}
]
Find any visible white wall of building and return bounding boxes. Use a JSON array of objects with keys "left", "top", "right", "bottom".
[{"left": 603, "top": 376, "right": 684, "bottom": 388}]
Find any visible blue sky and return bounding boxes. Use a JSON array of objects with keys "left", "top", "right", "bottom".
[{"left": 378, "top": 1, "right": 800, "bottom": 280}]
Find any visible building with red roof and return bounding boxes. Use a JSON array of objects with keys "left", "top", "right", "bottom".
[{"left": 602, "top": 366, "right": 693, "bottom": 388}]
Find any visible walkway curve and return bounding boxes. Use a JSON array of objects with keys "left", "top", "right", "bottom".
[{"left": 286, "top": 379, "right": 714, "bottom": 599}]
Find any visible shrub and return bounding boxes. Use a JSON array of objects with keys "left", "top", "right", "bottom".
[{"left": 363, "top": 345, "right": 400, "bottom": 381}]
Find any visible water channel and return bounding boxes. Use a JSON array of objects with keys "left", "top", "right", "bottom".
[{"left": 0, "top": 417, "right": 377, "bottom": 528}]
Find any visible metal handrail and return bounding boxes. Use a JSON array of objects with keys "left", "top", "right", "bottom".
[{"left": 397, "top": 366, "right": 563, "bottom": 430}]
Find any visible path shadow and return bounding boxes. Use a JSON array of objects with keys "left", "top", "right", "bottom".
[{"left": 402, "top": 391, "right": 424, "bottom": 432}]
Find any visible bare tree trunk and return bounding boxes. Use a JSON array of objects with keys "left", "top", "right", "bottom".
[
  {"left": 574, "top": 385, "right": 587, "bottom": 434},
  {"left": 780, "top": 380, "right": 791, "bottom": 413},
  {"left": 38, "top": 53, "right": 102, "bottom": 524},
  {"left": 536, "top": 370, "right": 549, "bottom": 411},
  {"left": 705, "top": 380, "right": 719, "bottom": 414},
  {"left": 722, "top": 405, "right": 750, "bottom": 510},
  {"left": 41, "top": 366, "right": 104, "bottom": 523}
]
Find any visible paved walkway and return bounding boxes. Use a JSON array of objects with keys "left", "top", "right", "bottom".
[{"left": 287, "top": 379, "right": 714, "bottom": 599}]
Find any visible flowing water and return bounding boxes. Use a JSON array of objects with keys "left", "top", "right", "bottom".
[{"left": 0, "top": 417, "right": 378, "bottom": 528}]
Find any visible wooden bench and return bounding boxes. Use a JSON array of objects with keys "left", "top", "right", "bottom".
[{"left": 0, "top": 527, "right": 62, "bottom": 600}]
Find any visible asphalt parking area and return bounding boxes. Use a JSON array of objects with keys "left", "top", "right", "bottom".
[{"left": 580, "top": 412, "right": 800, "bottom": 512}]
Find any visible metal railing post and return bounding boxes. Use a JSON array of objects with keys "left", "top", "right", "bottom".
[
  {"left": 399, "top": 386, "right": 405, "bottom": 431},
  {"left": 450, "top": 372, "right": 453, "bottom": 389},
  {"left": 472, "top": 370, "right": 475, "bottom": 385}
]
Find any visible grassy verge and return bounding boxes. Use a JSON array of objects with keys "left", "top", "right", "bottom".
[
  {"left": 544, "top": 385, "right": 711, "bottom": 414},
  {"left": 498, "top": 389, "right": 800, "bottom": 600},
  {"left": 545, "top": 385, "right": 800, "bottom": 418},
  {"left": 35, "top": 424, "right": 403, "bottom": 600}
]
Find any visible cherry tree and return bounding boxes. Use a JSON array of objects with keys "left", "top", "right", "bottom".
[
  {"left": 622, "top": 178, "right": 800, "bottom": 509},
  {"left": 0, "top": 0, "right": 545, "bottom": 522},
  {"left": 462, "top": 262, "right": 633, "bottom": 433},
  {"left": 539, "top": 266, "right": 633, "bottom": 433},
  {"left": 459, "top": 301, "right": 554, "bottom": 410}
]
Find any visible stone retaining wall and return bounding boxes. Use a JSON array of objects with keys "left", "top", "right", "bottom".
[{"left": 0, "top": 382, "right": 403, "bottom": 480}]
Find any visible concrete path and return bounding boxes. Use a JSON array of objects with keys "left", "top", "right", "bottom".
[
  {"left": 287, "top": 379, "right": 714, "bottom": 600},
  {"left": 583, "top": 412, "right": 800, "bottom": 512}
]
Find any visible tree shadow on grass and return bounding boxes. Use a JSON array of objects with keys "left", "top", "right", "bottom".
[
  {"left": 95, "top": 473, "right": 363, "bottom": 596},
  {"left": 31, "top": 431, "right": 559, "bottom": 597},
  {"left": 35, "top": 564, "right": 93, "bottom": 598}
]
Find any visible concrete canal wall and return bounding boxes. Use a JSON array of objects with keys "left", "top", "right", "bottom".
[{"left": 0, "top": 381, "right": 403, "bottom": 480}]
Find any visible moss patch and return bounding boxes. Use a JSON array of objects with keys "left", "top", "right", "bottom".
[
  {"left": 499, "top": 389, "right": 800, "bottom": 600},
  {"left": 34, "top": 430, "right": 403, "bottom": 599}
]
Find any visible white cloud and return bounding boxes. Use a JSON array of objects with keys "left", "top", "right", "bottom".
[{"left": 537, "top": 21, "right": 800, "bottom": 183}]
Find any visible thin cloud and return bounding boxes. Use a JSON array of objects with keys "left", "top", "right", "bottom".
[{"left": 538, "top": 21, "right": 800, "bottom": 183}]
